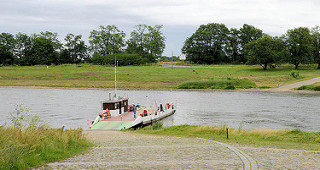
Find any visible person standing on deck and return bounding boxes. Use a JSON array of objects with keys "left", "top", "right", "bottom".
[{"left": 133, "top": 104, "right": 136, "bottom": 118}]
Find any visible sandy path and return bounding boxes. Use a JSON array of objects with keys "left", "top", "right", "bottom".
[
  {"left": 267, "top": 77, "right": 320, "bottom": 92},
  {"left": 40, "top": 131, "right": 320, "bottom": 169}
]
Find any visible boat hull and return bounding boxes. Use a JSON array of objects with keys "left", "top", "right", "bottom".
[{"left": 90, "top": 107, "right": 175, "bottom": 130}]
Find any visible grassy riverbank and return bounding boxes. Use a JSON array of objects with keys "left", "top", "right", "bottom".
[
  {"left": 0, "top": 64, "right": 319, "bottom": 89},
  {"left": 136, "top": 124, "right": 320, "bottom": 151},
  {"left": 0, "top": 126, "right": 92, "bottom": 169},
  {"left": 297, "top": 82, "right": 320, "bottom": 91}
]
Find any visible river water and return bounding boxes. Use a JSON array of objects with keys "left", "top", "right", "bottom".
[{"left": 0, "top": 88, "right": 319, "bottom": 132}]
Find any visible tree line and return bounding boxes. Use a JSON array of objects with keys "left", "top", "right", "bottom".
[
  {"left": 0, "top": 24, "right": 165, "bottom": 66},
  {"left": 182, "top": 23, "right": 320, "bottom": 69}
]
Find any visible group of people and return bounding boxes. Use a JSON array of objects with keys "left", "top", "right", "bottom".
[{"left": 101, "top": 102, "right": 172, "bottom": 120}]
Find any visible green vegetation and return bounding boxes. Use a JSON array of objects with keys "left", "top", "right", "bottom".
[
  {"left": 0, "top": 24, "right": 165, "bottom": 66},
  {"left": 177, "top": 78, "right": 256, "bottom": 89},
  {"left": 2, "top": 24, "right": 320, "bottom": 69},
  {"left": 182, "top": 24, "right": 320, "bottom": 69},
  {"left": 0, "top": 127, "right": 92, "bottom": 169},
  {"left": 0, "top": 64, "right": 319, "bottom": 89},
  {"left": 245, "top": 35, "right": 288, "bottom": 70},
  {"left": 297, "top": 82, "right": 320, "bottom": 91},
  {"left": 0, "top": 104, "right": 93, "bottom": 169},
  {"left": 136, "top": 125, "right": 320, "bottom": 151}
]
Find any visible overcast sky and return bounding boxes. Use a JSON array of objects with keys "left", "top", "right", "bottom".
[{"left": 1, "top": 0, "right": 319, "bottom": 57}]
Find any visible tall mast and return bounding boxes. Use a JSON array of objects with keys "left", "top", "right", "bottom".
[{"left": 114, "top": 56, "right": 117, "bottom": 98}]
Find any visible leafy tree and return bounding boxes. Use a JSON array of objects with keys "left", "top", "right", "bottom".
[
  {"left": 15, "top": 32, "right": 33, "bottom": 65},
  {"left": 28, "top": 37, "right": 58, "bottom": 65},
  {"left": 89, "top": 25, "right": 126, "bottom": 55},
  {"left": 182, "top": 23, "right": 229, "bottom": 64},
  {"left": 15, "top": 32, "right": 61, "bottom": 66},
  {"left": 225, "top": 28, "right": 241, "bottom": 63},
  {"left": 62, "top": 33, "right": 88, "bottom": 63},
  {"left": 127, "top": 24, "right": 149, "bottom": 56},
  {"left": 37, "top": 31, "right": 62, "bottom": 51},
  {"left": 145, "top": 25, "right": 166, "bottom": 57},
  {"left": 311, "top": 26, "right": 320, "bottom": 69},
  {"left": 285, "top": 27, "right": 314, "bottom": 69},
  {"left": 239, "top": 24, "right": 263, "bottom": 63},
  {"left": 245, "top": 35, "right": 289, "bottom": 70},
  {"left": 0, "top": 33, "right": 16, "bottom": 65},
  {"left": 127, "top": 24, "right": 165, "bottom": 62}
]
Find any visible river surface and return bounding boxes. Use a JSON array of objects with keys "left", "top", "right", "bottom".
[{"left": 0, "top": 88, "right": 319, "bottom": 132}]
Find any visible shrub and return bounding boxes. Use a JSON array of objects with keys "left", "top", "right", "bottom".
[
  {"left": 290, "top": 70, "right": 300, "bottom": 78},
  {"left": 297, "top": 83, "right": 320, "bottom": 91},
  {"left": 225, "top": 85, "right": 236, "bottom": 89},
  {"left": 314, "top": 86, "right": 320, "bottom": 91},
  {"left": 177, "top": 78, "right": 256, "bottom": 89}
]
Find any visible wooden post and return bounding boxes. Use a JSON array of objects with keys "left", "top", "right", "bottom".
[{"left": 226, "top": 128, "right": 229, "bottom": 139}]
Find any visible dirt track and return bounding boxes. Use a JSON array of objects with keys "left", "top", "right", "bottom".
[
  {"left": 41, "top": 131, "right": 320, "bottom": 169},
  {"left": 267, "top": 77, "right": 320, "bottom": 92}
]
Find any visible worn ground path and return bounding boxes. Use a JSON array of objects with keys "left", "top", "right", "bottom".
[
  {"left": 41, "top": 131, "right": 320, "bottom": 169},
  {"left": 267, "top": 77, "right": 320, "bottom": 92}
]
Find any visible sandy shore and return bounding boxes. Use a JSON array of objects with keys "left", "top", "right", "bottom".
[{"left": 40, "top": 131, "right": 320, "bottom": 169}]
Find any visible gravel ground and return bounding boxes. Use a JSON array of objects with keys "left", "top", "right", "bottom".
[
  {"left": 40, "top": 131, "right": 320, "bottom": 169},
  {"left": 41, "top": 131, "right": 242, "bottom": 169},
  {"left": 237, "top": 146, "right": 320, "bottom": 169}
]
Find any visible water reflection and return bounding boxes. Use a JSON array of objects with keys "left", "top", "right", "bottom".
[{"left": 0, "top": 88, "right": 319, "bottom": 132}]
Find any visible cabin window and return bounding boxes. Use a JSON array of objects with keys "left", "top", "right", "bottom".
[{"left": 103, "top": 103, "right": 115, "bottom": 110}]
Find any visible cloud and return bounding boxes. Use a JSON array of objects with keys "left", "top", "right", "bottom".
[{"left": 1, "top": 0, "right": 319, "bottom": 56}]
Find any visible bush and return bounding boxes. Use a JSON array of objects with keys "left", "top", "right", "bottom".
[
  {"left": 290, "top": 70, "right": 300, "bottom": 78},
  {"left": 297, "top": 85, "right": 307, "bottom": 90},
  {"left": 297, "top": 84, "right": 320, "bottom": 91},
  {"left": 225, "top": 85, "right": 236, "bottom": 89},
  {"left": 314, "top": 86, "right": 320, "bottom": 91},
  {"left": 259, "top": 86, "right": 271, "bottom": 89},
  {"left": 177, "top": 78, "right": 256, "bottom": 89}
]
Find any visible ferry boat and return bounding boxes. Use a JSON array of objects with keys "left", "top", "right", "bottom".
[
  {"left": 89, "top": 60, "right": 175, "bottom": 130},
  {"left": 90, "top": 96, "right": 175, "bottom": 130}
]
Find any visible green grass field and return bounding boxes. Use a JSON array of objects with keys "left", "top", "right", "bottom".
[
  {"left": 0, "top": 64, "right": 319, "bottom": 89},
  {"left": 136, "top": 124, "right": 320, "bottom": 151}
]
